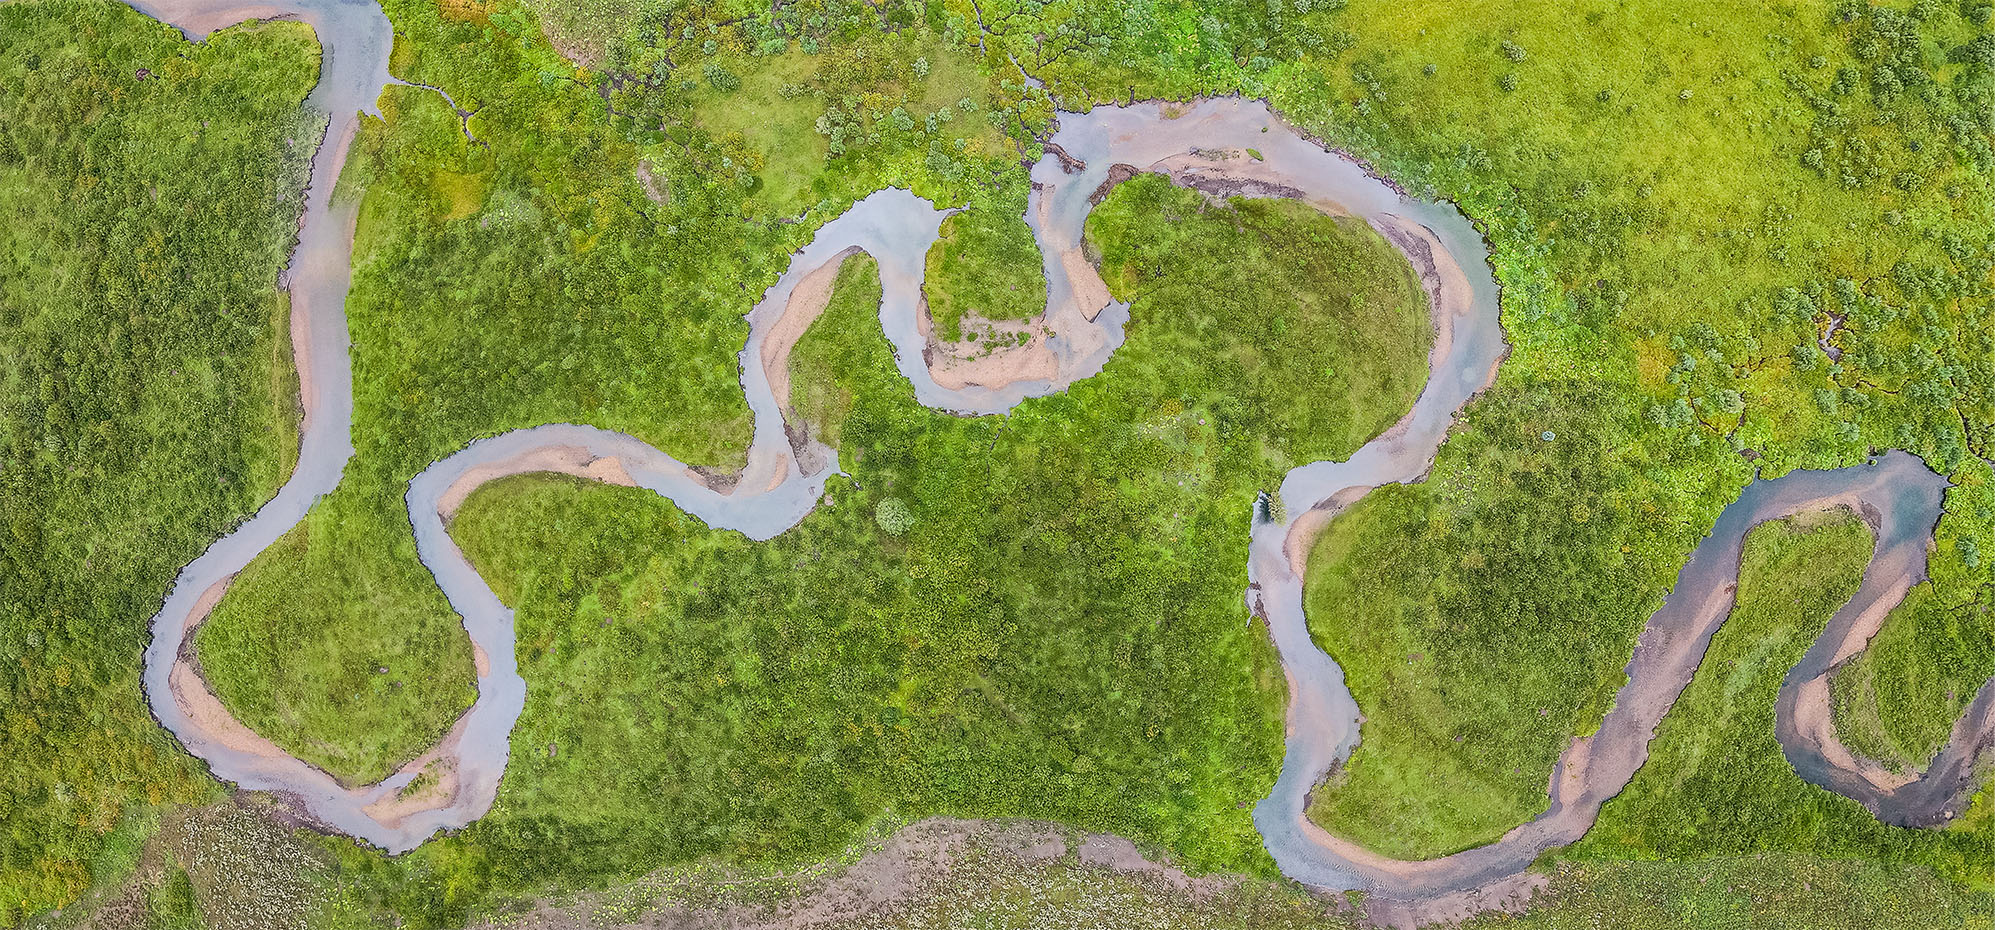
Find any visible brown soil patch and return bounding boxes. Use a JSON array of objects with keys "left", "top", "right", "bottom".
[
  {"left": 361, "top": 716, "right": 471, "bottom": 829},
  {"left": 1362, "top": 872, "right": 1550, "bottom": 930},
  {"left": 1145, "top": 149, "right": 1353, "bottom": 216},
  {"left": 917, "top": 302, "right": 1058, "bottom": 391},
  {"left": 132, "top": 0, "right": 285, "bottom": 36},
  {"left": 1088, "top": 163, "right": 1142, "bottom": 205},
  {"left": 1373, "top": 213, "right": 1475, "bottom": 375},
  {"left": 467, "top": 817, "right": 1265, "bottom": 930},
  {"left": 181, "top": 576, "right": 234, "bottom": 633},
  {"left": 1284, "top": 486, "right": 1376, "bottom": 578},
  {"left": 169, "top": 652, "right": 298, "bottom": 765},
  {"left": 637, "top": 159, "right": 670, "bottom": 205},
  {"left": 1060, "top": 247, "right": 1114, "bottom": 322}
]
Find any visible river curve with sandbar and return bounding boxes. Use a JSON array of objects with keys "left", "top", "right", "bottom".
[{"left": 128, "top": 0, "right": 1993, "bottom": 919}]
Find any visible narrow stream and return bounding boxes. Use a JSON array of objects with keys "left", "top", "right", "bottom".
[{"left": 127, "top": 0, "right": 1989, "bottom": 910}]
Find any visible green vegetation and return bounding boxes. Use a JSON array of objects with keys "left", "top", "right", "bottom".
[
  {"left": 852, "top": 853, "right": 1995, "bottom": 930},
  {"left": 11, "top": 0, "right": 1995, "bottom": 924},
  {"left": 921, "top": 195, "right": 1045, "bottom": 340},
  {"left": 191, "top": 0, "right": 1056, "bottom": 785},
  {"left": 307, "top": 165, "right": 1429, "bottom": 925},
  {"left": 1833, "top": 460, "right": 1995, "bottom": 772},
  {"left": 1087, "top": 173, "right": 1431, "bottom": 465},
  {"left": 1300, "top": 374, "right": 1731, "bottom": 856},
  {"left": 789, "top": 256, "right": 885, "bottom": 449},
  {"left": 1470, "top": 857, "right": 1995, "bottom": 930},
  {"left": 34, "top": 801, "right": 372, "bottom": 930},
  {"left": 0, "top": 1, "right": 320, "bottom": 919},
  {"left": 1275, "top": 0, "right": 1995, "bottom": 857},
  {"left": 66, "top": 807, "right": 1995, "bottom": 930},
  {"left": 1572, "top": 511, "right": 1991, "bottom": 880}
]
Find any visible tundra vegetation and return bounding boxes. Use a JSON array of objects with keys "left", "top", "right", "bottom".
[
  {"left": 0, "top": 2, "right": 319, "bottom": 919},
  {"left": 1568, "top": 512, "right": 1992, "bottom": 879},
  {"left": 4, "top": 0, "right": 1995, "bottom": 927},
  {"left": 323, "top": 156, "right": 1430, "bottom": 925}
]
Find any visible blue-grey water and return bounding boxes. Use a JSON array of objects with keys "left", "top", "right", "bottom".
[{"left": 126, "top": 1, "right": 1984, "bottom": 902}]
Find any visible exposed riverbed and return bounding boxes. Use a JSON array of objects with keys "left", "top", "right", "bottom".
[{"left": 130, "top": 0, "right": 1990, "bottom": 921}]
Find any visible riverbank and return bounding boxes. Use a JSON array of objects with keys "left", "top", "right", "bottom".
[{"left": 112, "top": 1, "right": 1995, "bottom": 919}]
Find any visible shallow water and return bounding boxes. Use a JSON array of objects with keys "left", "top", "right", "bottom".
[
  {"left": 132, "top": 0, "right": 407, "bottom": 846},
  {"left": 127, "top": 0, "right": 1984, "bottom": 898}
]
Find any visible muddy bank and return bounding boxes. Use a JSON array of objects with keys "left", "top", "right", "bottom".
[
  {"left": 134, "top": 0, "right": 445, "bottom": 849},
  {"left": 762, "top": 247, "right": 863, "bottom": 411},
  {"left": 133, "top": 56, "right": 1517, "bottom": 870},
  {"left": 916, "top": 300, "right": 1060, "bottom": 392},
  {"left": 137, "top": 61, "right": 1507, "bottom": 860},
  {"left": 435, "top": 445, "right": 637, "bottom": 522},
  {"left": 121, "top": 20, "right": 1994, "bottom": 924},
  {"left": 1272, "top": 454, "right": 1977, "bottom": 911}
]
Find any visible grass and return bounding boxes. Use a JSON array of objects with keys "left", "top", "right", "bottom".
[
  {"left": 1236, "top": 0, "right": 1995, "bottom": 859},
  {"left": 1571, "top": 510, "right": 1992, "bottom": 882},
  {"left": 306, "top": 151, "right": 1432, "bottom": 926},
  {"left": 1087, "top": 174, "right": 1432, "bottom": 465},
  {"left": 1833, "top": 582, "right": 1995, "bottom": 771},
  {"left": 788, "top": 256, "right": 882, "bottom": 450},
  {"left": 1302, "top": 488, "right": 1512, "bottom": 855},
  {"left": 921, "top": 200, "right": 1046, "bottom": 339},
  {"left": 1300, "top": 376, "right": 1740, "bottom": 856},
  {"left": 195, "top": 499, "right": 479, "bottom": 783},
  {"left": 0, "top": 2, "right": 319, "bottom": 919},
  {"left": 1831, "top": 459, "right": 1995, "bottom": 772},
  {"left": 674, "top": 33, "right": 1009, "bottom": 218},
  {"left": 34, "top": 801, "right": 371, "bottom": 930},
  {"left": 190, "top": 0, "right": 1051, "bottom": 785},
  {"left": 1471, "top": 856, "right": 1995, "bottom": 930},
  {"left": 17, "top": 0, "right": 1995, "bottom": 923},
  {"left": 68, "top": 807, "right": 1995, "bottom": 929}
]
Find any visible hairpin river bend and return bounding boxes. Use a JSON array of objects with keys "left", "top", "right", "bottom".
[{"left": 128, "top": 0, "right": 1995, "bottom": 914}]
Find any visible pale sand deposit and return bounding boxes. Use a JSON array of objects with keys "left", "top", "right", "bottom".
[
  {"left": 1061, "top": 248, "right": 1115, "bottom": 323},
  {"left": 761, "top": 247, "right": 862, "bottom": 411},
  {"left": 917, "top": 302, "right": 1059, "bottom": 391}
]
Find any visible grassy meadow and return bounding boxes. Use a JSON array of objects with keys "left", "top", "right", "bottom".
[
  {"left": 0, "top": 2, "right": 320, "bottom": 919},
  {"left": 1263, "top": 0, "right": 1995, "bottom": 857},
  {"left": 1570, "top": 511, "right": 1992, "bottom": 880},
  {"left": 191, "top": 0, "right": 1063, "bottom": 784},
  {"left": 7, "top": 0, "right": 1995, "bottom": 926},
  {"left": 307, "top": 156, "right": 1432, "bottom": 925}
]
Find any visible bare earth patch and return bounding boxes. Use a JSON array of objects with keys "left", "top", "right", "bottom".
[
  {"left": 917, "top": 301, "right": 1059, "bottom": 391},
  {"left": 467, "top": 817, "right": 1341, "bottom": 930},
  {"left": 762, "top": 247, "right": 862, "bottom": 412}
]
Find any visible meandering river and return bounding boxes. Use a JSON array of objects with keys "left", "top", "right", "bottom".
[{"left": 131, "top": 0, "right": 1990, "bottom": 914}]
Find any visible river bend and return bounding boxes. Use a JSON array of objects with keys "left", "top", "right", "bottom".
[{"left": 127, "top": 0, "right": 1991, "bottom": 915}]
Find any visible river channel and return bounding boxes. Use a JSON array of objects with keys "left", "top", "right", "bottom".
[{"left": 129, "top": 0, "right": 1988, "bottom": 912}]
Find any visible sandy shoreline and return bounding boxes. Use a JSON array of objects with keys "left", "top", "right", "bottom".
[
  {"left": 917, "top": 300, "right": 1060, "bottom": 391},
  {"left": 761, "top": 247, "right": 862, "bottom": 412}
]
